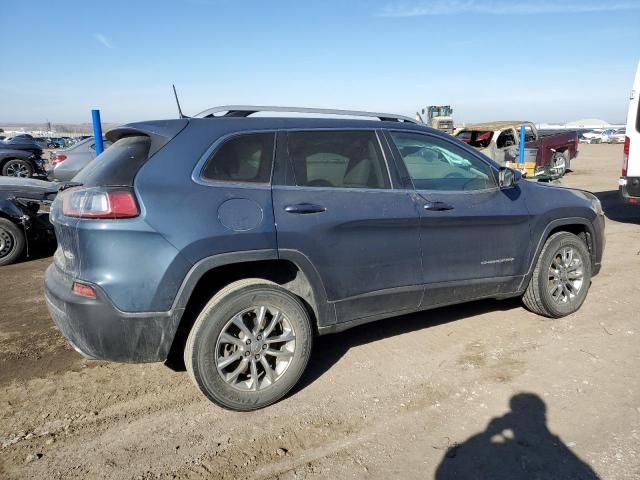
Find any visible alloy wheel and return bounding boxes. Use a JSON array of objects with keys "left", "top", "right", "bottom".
[
  {"left": 547, "top": 246, "right": 584, "bottom": 304},
  {"left": 5, "top": 161, "right": 30, "bottom": 177},
  {"left": 215, "top": 306, "right": 296, "bottom": 391}
]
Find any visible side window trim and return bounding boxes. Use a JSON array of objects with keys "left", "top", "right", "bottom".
[
  {"left": 384, "top": 129, "right": 500, "bottom": 194},
  {"left": 192, "top": 130, "right": 277, "bottom": 188},
  {"left": 280, "top": 129, "right": 394, "bottom": 191}
]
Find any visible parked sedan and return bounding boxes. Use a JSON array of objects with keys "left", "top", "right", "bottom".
[
  {"left": 606, "top": 129, "right": 626, "bottom": 144},
  {"left": 50, "top": 137, "right": 112, "bottom": 181},
  {"left": 0, "top": 177, "right": 57, "bottom": 266}
]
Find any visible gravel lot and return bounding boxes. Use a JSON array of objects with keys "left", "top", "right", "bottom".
[{"left": 0, "top": 143, "right": 638, "bottom": 479}]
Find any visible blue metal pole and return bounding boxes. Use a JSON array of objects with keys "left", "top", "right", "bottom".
[
  {"left": 519, "top": 125, "right": 525, "bottom": 165},
  {"left": 91, "top": 109, "right": 104, "bottom": 155}
]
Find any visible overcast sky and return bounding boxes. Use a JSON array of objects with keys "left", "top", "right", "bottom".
[{"left": 1, "top": 0, "right": 639, "bottom": 125}]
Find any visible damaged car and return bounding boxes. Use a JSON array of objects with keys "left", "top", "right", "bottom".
[
  {"left": 456, "top": 121, "right": 579, "bottom": 178},
  {"left": 0, "top": 137, "right": 48, "bottom": 178},
  {"left": 0, "top": 177, "right": 58, "bottom": 266}
]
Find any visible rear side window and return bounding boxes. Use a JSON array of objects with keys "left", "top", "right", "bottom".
[
  {"left": 202, "top": 133, "right": 275, "bottom": 183},
  {"left": 74, "top": 135, "right": 150, "bottom": 186},
  {"left": 286, "top": 131, "right": 389, "bottom": 189}
]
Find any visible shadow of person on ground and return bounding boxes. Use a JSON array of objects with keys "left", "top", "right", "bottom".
[{"left": 435, "top": 393, "right": 600, "bottom": 480}]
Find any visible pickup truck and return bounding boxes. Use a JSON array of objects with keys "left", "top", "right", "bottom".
[{"left": 455, "top": 121, "right": 579, "bottom": 177}]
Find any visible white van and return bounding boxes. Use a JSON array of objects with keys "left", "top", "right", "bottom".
[{"left": 620, "top": 61, "right": 640, "bottom": 203}]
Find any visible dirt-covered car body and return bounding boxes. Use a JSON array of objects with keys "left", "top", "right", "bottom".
[{"left": 0, "top": 177, "right": 57, "bottom": 265}]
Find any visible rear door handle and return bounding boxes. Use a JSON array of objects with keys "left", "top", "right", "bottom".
[
  {"left": 284, "top": 203, "right": 327, "bottom": 214},
  {"left": 424, "top": 201, "right": 454, "bottom": 211}
]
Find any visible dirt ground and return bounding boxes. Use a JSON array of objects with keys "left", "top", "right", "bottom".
[{"left": 0, "top": 144, "right": 638, "bottom": 479}]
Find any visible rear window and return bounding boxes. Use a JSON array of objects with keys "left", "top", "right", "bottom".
[
  {"left": 456, "top": 130, "right": 493, "bottom": 148},
  {"left": 73, "top": 135, "right": 151, "bottom": 186},
  {"left": 201, "top": 133, "right": 275, "bottom": 183}
]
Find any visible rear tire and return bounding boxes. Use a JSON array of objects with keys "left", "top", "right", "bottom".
[
  {"left": 522, "top": 232, "right": 591, "bottom": 318},
  {"left": 0, "top": 218, "right": 25, "bottom": 266},
  {"left": 184, "top": 279, "right": 313, "bottom": 411},
  {"left": 2, "top": 159, "right": 34, "bottom": 178}
]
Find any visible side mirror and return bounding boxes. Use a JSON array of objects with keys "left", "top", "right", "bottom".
[{"left": 499, "top": 167, "right": 521, "bottom": 188}]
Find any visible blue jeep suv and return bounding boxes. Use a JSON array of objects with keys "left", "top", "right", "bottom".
[{"left": 45, "top": 106, "right": 605, "bottom": 410}]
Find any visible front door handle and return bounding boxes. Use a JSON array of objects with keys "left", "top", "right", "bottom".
[
  {"left": 284, "top": 203, "right": 327, "bottom": 214},
  {"left": 424, "top": 201, "right": 454, "bottom": 211}
]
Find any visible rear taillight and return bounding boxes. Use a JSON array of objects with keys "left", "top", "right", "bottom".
[
  {"left": 62, "top": 187, "right": 139, "bottom": 219},
  {"left": 51, "top": 154, "right": 67, "bottom": 166},
  {"left": 622, "top": 136, "right": 630, "bottom": 177},
  {"left": 72, "top": 282, "right": 97, "bottom": 299}
]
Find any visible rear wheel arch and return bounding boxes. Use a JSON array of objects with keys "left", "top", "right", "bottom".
[
  {"left": 165, "top": 254, "right": 329, "bottom": 368},
  {"left": 0, "top": 157, "right": 17, "bottom": 170}
]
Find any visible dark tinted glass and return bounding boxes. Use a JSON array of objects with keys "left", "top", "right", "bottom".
[
  {"left": 202, "top": 133, "right": 275, "bottom": 183},
  {"left": 74, "top": 135, "right": 150, "bottom": 186},
  {"left": 286, "top": 131, "right": 389, "bottom": 189},
  {"left": 390, "top": 132, "right": 497, "bottom": 191},
  {"left": 496, "top": 130, "right": 516, "bottom": 148}
]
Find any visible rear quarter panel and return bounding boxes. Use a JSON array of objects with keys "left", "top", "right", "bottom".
[
  {"left": 134, "top": 120, "right": 278, "bottom": 266},
  {"left": 50, "top": 207, "right": 193, "bottom": 312}
]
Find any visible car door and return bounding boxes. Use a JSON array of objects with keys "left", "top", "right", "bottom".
[
  {"left": 385, "top": 130, "right": 532, "bottom": 308},
  {"left": 272, "top": 129, "right": 423, "bottom": 325}
]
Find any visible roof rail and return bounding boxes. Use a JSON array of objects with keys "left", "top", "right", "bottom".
[{"left": 192, "top": 105, "right": 419, "bottom": 124}]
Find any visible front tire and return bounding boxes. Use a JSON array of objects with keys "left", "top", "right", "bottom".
[
  {"left": 522, "top": 232, "right": 592, "bottom": 318},
  {"left": 0, "top": 219, "right": 25, "bottom": 266},
  {"left": 184, "top": 279, "right": 313, "bottom": 411},
  {"left": 551, "top": 152, "right": 567, "bottom": 177}
]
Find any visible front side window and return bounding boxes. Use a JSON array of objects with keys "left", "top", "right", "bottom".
[
  {"left": 286, "top": 131, "right": 389, "bottom": 189},
  {"left": 202, "top": 132, "right": 275, "bottom": 183},
  {"left": 389, "top": 132, "right": 497, "bottom": 192},
  {"left": 496, "top": 129, "right": 516, "bottom": 148}
]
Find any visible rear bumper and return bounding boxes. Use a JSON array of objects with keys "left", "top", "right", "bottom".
[
  {"left": 44, "top": 263, "right": 180, "bottom": 363},
  {"left": 619, "top": 177, "right": 640, "bottom": 204}
]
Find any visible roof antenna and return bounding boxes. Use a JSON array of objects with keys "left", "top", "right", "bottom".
[{"left": 172, "top": 84, "right": 188, "bottom": 119}]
